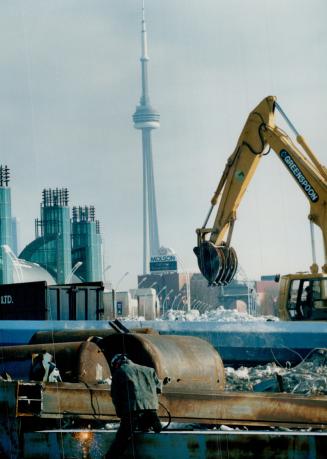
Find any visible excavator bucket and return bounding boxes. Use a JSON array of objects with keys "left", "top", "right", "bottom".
[
  {"left": 219, "top": 245, "right": 238, "bottom": 285},
  {"left": 194, "top": 242, "right": 238, "bottom": 286}
]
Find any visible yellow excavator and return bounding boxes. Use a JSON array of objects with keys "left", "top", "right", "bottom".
[{"left": 194, "top": 96, "right": 327, "bottom": 320}]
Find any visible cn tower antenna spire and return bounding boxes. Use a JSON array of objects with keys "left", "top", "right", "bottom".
[
  {"left": 140, "top": 0, "right": 150, "bottom": 105},
  {"left": 133, "top": 0, "right": 161, "bottom": 274},
  {"left": 141, "top": 0, "right": 148, "bottom": 60}
]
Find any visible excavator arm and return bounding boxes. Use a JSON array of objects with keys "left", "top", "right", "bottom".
[{"left": 194, "top": 96, "right": 327, "bottom": 285}]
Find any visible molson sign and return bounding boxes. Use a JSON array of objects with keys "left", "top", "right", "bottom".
[
  {"left": 150, "top": 255, "right": 177, "bottom": 273},
  {"left": 279, "top": 149, "right": 319, "bottom": 203}
]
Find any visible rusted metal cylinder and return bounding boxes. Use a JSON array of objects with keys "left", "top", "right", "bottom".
[
  {"left": 0, "top": 341, "right": 110, "bottom": 384},
  {"left": 29, "top": 327, "right": 157, "bottom": 345},
  {"left": 101, "top": 333, "right": 225, "bottom": 391}
]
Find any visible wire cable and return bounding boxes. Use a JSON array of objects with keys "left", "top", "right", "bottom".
[{"left": 158, "top": 401, "right": 171, "bottom": 430}]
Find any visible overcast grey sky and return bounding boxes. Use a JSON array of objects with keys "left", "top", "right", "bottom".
[{"left": 1, "top": 0, "right": 326, "bottom": 290}]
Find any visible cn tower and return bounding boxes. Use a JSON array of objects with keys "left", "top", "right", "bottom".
[{"left": 133, "top": 0, "right": 160, "bottom": 274}]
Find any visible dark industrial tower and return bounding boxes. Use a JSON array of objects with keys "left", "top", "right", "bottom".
[
  {"left": 133, "top": 0, "right": 160, "bottom": 274},
  {"left": 71, "top": 206, "right": 102, "bottom": 282}
]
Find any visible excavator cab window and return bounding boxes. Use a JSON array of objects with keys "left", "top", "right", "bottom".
[
  {"left": 287, "top": 278, "right": 327, "bottom": 320},
  {"left": 287, "top": 279, "right": 300, "bottom": 319}
]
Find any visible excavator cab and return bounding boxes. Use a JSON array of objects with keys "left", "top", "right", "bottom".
[{"left": 279, "top": 274, "right": 327, "bottom": 320}]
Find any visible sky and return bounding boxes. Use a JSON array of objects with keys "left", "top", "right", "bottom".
[{"left": 0, "top": 0, "right": 326, "bottom": 291}]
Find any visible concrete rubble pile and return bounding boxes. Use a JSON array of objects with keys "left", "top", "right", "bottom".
[
  {"left": 225, "top": 349, "right": 327, "bottom": 395},
  {"left": 163, "top": 306, "right": 279, "bottom": 322}
]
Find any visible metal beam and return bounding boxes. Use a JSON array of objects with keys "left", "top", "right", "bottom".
[
  {"left": 13, "top": 382, "right": 327, "bottom": 429},
  {"left": 160, "top": 388, "right": 327, "bottom": 428}
]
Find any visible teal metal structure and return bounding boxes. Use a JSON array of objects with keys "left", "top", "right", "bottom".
[
  {"left": 20, "top": 188, "right": 72, "bottom": 284},
  {"left": 11, "top": 217, "right": 18, "bottom": 256},
  {"left": 71, "top": 206, "right": 102, "bottom": 282},
  {"left": 20, "top": 189, "right": 103, "bottom": 284},
  {"left": 0, "top": 166, "right": 13, "bottom": 284}
]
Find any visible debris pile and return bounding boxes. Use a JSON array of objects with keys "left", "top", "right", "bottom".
[
  {"left": 225, "top": 349, "right": 327, "bottom": 395},
  {"left": 162, "top": 306, "right": 278, "bottom": 322}
]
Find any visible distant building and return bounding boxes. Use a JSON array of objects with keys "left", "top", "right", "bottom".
[
  {"left": 190, "top": 273, "right": 257, "bottom": 314},
  {"left": 260, "top": 275, "right": 278, "bottom": 281},
  {"left": 130, "top": 288, "right": 159, "bottom": 319},
  {"left": 138, "top": 271, "right": 191, "bottom": 313},
  {"left": 190, "top": 273, "right": 221, "bottom": 309},
  {"left": 138, "top": 270, "right": 259, "bottom": 315},
  {"left": 255, "top": 276, "right": 280, "bottom": 316}
]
